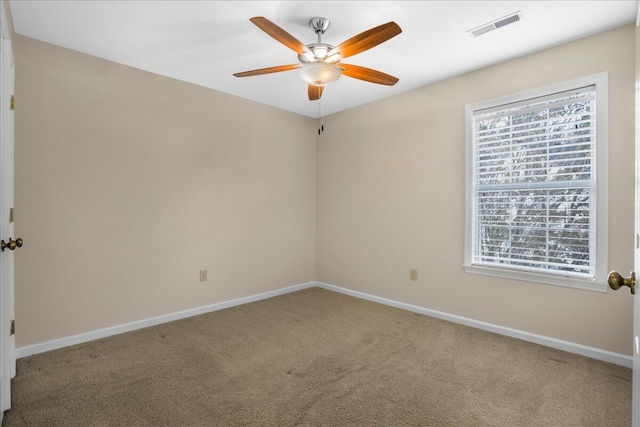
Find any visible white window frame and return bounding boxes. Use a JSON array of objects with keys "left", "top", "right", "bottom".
[{"left": 464, "top": 73, "right": 608, "bottom": 292}]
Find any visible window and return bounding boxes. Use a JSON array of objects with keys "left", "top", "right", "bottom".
[{"left": 464, "top": 73, "right": 608, "bottom": 291}]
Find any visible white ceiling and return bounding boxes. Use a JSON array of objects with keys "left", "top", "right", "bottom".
[{"left": 8, "top": 1, "right": 636, "bottom": 118}]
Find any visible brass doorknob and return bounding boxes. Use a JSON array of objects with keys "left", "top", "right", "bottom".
[
  {"left": 608, "top": 271, "right": 635, "bottom": 295},
  {"left": 0, "top": 237, "right": 23, "bottom": 252}
]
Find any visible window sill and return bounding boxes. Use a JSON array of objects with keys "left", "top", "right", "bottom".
[{"left": 463, "top": 264, "right": 607, "bottom": 292}]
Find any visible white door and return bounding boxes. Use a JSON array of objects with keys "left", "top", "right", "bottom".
[
  {"left": 4, "top": 35, "right": 14, "bottom": 385},
  {"left": 605, "top": 6, "right": 640, "bottom": 424},
  {"left": 631, "top": 11, "right": 640, "bottom": 425},
  {"left": 2, "top": 32, "right": 13, "bottom": 383},
  {"left": 632, "top": 7, "right": 640, "bottom": 425},
  {"left": 0, "top": 0, "right": 14, "bottom": 419},
  {"left": 599, "top": 6, "right": 640, "bottom": 424}
]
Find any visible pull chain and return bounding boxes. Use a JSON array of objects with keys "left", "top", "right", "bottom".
[{"left": 318, "top": 102, "right": 325, "bottom": 135}]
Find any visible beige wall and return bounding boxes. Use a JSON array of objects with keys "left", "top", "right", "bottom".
[
  {"left": 14, "top": 36, "right": 317, "bottom": 347},
  {"left": 317, "top": 24, "right": 635, "bottom": 355}
]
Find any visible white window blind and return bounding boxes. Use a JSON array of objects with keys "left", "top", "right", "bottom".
[{"left": 470, "top": 85, "right": 599, "bottom": 280}]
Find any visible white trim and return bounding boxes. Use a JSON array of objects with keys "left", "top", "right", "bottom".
[
  {"left": 463, "top": 264, "right": 607, "bottom": 292},
  {"left": 0, "top": 0, "right": 9, "bottom": 42},
  {"left": 464, "top": 72, "right": 609, "bottom": 292},
  {"left": 315, "top": 281, "right": 632, "bottom": 368},
  {"left": 15, "top": 282, "right": 315, "bottom": 359}
]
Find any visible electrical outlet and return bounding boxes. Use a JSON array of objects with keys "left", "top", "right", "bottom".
[
  {"left": 199, "top": 270, "right": 208, "bottom": 282},
  {"left": 410, "top": 269, "right": 418, "bottom": 281}
]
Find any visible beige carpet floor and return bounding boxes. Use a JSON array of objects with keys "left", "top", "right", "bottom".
[{"left": 1, "top": 287, "right": 632, "bottom": 426}]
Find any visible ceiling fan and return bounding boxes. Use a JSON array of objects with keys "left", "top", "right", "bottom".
[{"left": 234, "top": 17, "right": 402, "bottom": 101}]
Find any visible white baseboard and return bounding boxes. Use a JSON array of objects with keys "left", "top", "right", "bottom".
[
  {"left": 15, "top": 281, "right": 316, "bottom": 359},
  {"left": 16, "top": 280, "right": 633, "bottom": 369},
  {"left": 315, "top": 281, "right": 633, "bottom": 369}
]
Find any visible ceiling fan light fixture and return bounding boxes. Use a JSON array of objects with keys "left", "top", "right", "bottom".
[{"left": 299, "top": 62, "right": 341, "bottom": 86}]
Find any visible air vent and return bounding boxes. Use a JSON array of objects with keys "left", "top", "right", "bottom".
[{"left": 468, "top": 11, "right": 522, "bottom": 38}]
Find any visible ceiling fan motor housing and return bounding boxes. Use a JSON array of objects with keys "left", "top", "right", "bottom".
[{"left": 298, "top": 43, "right": 336, "bottom": 63}]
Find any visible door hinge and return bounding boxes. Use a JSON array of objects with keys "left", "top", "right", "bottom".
[
  {"left": 9, "top": 208, "right": 14, "bottom": 223},
  {"left": 10, "top": 320, "right": 15, "bottom": 335},
  {"left": 10, "top": 95, "right": 15, "bottom": 111}
]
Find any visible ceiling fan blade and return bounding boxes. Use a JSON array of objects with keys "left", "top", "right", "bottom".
[
  {"left": 340, "top": 64, "right": 399, "bottom": 86},
  {"left": 329, "top": 22, "right": 401, "bottom": 60},
  {"left": 250, "top": 17, "right": 311, "bottom": 55},
  {"left": 308, "top": 85, "right": 324, "bottom": 101},
  {"left": 233, "top": 64, "right": 301, "bottom": 78}
]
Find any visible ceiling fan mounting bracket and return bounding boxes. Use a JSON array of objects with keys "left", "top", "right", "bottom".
[{"left": 309, "top": 17, "right": 330, "bottom": 35}]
